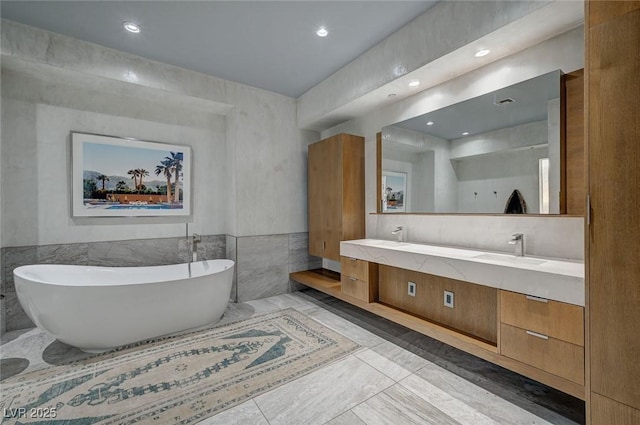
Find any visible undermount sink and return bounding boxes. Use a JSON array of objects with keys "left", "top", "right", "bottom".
[
  {"left": 472, "top": 253, "right": 547, "bottom": 266},
  {"left": 340, "top": 239, "right": 585, "bottom": 306}
]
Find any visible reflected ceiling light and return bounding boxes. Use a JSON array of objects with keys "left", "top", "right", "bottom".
[
  {"left": 475, "top": 49, "right": 490, "bottom": 57},
  {"left": 426, "top": 121, "right": 434, "bottom": 126},
  {"left": 316, "top": 26, "right": 328, "bottom": 37},
  {"left": 408, "top": 79, "right": 420, "bottom": 87},
  {"left": 462, "top": 131, "right": 470, "bottom": 136},
  {"left": 123, "top": 21, "right": 141, "bottom": 33}
]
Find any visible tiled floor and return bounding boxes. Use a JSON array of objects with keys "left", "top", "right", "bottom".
[{"left": 0, "top": 289, "right": 585, "bottom": 425}]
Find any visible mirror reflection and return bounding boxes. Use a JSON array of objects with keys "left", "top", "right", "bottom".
[{"left": 381, "top": 70, "right": 561, "bottom": 214}]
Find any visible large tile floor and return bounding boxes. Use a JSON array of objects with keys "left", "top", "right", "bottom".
[{"left": 0, "top": 289, "right": 585, "bottom": 425}]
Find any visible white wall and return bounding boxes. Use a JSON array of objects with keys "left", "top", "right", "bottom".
[
  {"left": 0, "top": 21, "right": 319, "bottom": 247},
  {"left": 453, "top": 147, "right": 548, "bottom": 213},
  {"left": 450, "top": 120, "right": 549, "bottom": 213},
  {"left": 1, "top": 69, "right": 227, "bottom": 246}
]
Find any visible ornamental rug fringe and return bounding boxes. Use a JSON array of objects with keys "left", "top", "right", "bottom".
[{"left": 1, "top": 309, "right": 360, "bottom": 425}]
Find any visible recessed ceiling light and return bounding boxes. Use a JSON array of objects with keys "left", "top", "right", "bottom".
[
  {"left": 316, "top": 26, "right": 328, "bottom": 37},
  {"left": 123, "top": 21, "right": 141, "bottom": 34},
  {"left": 408, "top": 80, "right": 420, "bottom": 87},
  {"left": 387, "top": 93, "right": 397, "bottom": 99},
  {"left": 426, "top": 121, "right": 434, "bottom": 126},
  {"left": 475, "top": 49, "right": 490, "bottom": 57},
  {"left": 462, "top": 131, "right": 470, "bottom": 136}
]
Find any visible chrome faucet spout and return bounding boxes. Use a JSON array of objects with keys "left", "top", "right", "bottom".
[
  {"left": 508, "top": 233, "right": 524, "bottom": 257},
  {"left": 391, "top": 226, "right": 404, "bottom": 242},
  {"left": 191, "top": 233, "right": 201, "bottom": 262}
]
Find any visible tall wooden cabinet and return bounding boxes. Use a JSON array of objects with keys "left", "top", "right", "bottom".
[
  {"left": 586, "top": 2, "right": 640, "bottom": 423},
  {"left": 562, "top": 69, "right": 585, "bottom": 215},
  {"left": 308, "top": 133, "right": 365, "bottom": 261}
]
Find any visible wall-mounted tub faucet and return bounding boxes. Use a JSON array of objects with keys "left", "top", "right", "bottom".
[
  {"left": 392, "top": 226, "right": 404, "bottom": 242},
  {"left": 191, "top": 233, "right": 201, "bottom": 262},
  {"left": 509, "top": 233, "right": 524, "bottom": 257}
]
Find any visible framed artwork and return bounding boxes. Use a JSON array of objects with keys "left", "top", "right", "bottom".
[
  {"left": 71, "top": 132, "right": 192, "bottom": 217},
  {"left": 382, "top": 171, "right": 407, "bottom": 212}
]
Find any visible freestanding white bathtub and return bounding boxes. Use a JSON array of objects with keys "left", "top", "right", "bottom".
[{"left": 13, "top": 259, "right": 235, "bottom": 353}]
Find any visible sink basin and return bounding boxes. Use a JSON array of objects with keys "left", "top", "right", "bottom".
[{"left": 472, "top": 253, "right": 547, "bottom": 266}]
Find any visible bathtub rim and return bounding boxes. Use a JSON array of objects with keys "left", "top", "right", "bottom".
[{"left": 13, "top": 259, "right": 235, "bottom": 287}]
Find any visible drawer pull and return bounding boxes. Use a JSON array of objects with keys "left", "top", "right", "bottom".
[
  {"left": 526, "top": 330, "right": 549, "bottom": 340},
  {"left": 526, "top": 295, "right": 549, "bottom": 303},
  {"left": 350, "top": 258, "right": 357, "bottom": 262},
  {"left": 349, "top": 277, "right": 357, "bottom": 281}
]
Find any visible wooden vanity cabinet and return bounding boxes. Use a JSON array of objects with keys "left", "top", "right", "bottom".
[
  {"left": 378, "top": 265, "right": 498, "bottom": 344},
  {"left": 499, "top": 290, "right": 584, "bottom": 385},
  {"left": 340, "top": 256, "right": 378, "bottom": 302},
  {"left": 308, "top": 134, "right": 365, "bottom": 261}
]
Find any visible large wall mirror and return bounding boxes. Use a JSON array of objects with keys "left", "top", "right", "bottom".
[{"left": 379, "top": 70, "right": 565, "bottom": 215}]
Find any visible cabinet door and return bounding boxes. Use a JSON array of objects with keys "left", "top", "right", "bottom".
[
  {"left": 308, "top": 141, "right": 324, "bottom": 257},
  {"left": 322, "top": 135, "right": 343, "bottom": 261},
  {"left": 588, "top": 6, "right": 640, "bottom": 412}
]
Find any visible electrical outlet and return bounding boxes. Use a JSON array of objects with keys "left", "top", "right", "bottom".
[
  {"left": 407, "top": 281, "right": 416, "bottom": 297},
  {"left": 444, "top": 290, "right": 454, "bottom": 308}
]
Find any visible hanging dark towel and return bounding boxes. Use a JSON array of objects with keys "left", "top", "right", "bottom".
[{"left": 504, "top": 189, "right": 527, "bottom": 214}]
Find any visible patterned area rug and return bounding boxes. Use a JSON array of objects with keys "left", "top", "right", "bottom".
[{"left": 1, "top": 309, "right": 360, "bottom": 424}]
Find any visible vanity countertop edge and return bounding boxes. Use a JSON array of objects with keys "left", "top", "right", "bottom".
[{"left": 340, "top": 239, "right": 585, "bottom": 306}]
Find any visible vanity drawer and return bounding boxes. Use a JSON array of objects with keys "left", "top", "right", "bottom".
[
  {"left": 341, "top": 276, "right": 373, "bottom": 302},
  {"left": 340, "top": 257, "right": 378, "bottom": 302},
  {"left": 341, "top": 256, "right": 370, "bottom": 281},
  {"left": 500, "top": 290, "right": 584, "bottom": 346},
  {"left": 500, "top": 323, "right": 584, "bottom": 384}
]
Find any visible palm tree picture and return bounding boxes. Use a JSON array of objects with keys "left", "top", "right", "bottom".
[
  {"left": 155, "top": 160, "right": 173, "bottom": 204},
  {"left": 96, "top": 174, "right": 110, "bottom": 191},
  {"left": 73, "top": 132, "right": 190, "bottom": 217},
  {"left": 164, "top": 152, "right": 183, "bottom": 203}
]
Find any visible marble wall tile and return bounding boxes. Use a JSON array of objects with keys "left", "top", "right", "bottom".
[
  {"left": 2, "top": 246, "right": 37, "bottom": 293},
  {"left": 226, "top": 235, "right": 237, "bottom": 302},
  {"left": 4, "top": 292, "right": 34, "bottom": 331},
  {"left": 178, "top": 235, "right": 226, "bottom": 263},
  {"left": 0, "top": 295, "right": 6, "bottom": 335},
  {"left": 37, "top": 243, "right": 90, "bottom": 265},
  {"left": 237, "top": 234, "right": 288, "bottom": 270},
  {"left": 236, "top": 234, "right": 290, "bottom": 302},
  {"left": 200, "top": 235, "right": 226, "bottom": 260},
  {"left": 237, "top": 264, "right": 289, "bottom": 302},
  {"left": 88, "top": 238, "right": 181, "bottom": 267},
  {"left": 288, "top": 232, "right": 322, "bottom": 273}
]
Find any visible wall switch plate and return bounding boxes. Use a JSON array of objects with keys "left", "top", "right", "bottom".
[
  {"left": 408, "top": 281, "right": 416, "bottom": 297},
  {"left": 444, "top": 290, "right": 454, "bottom": 308}
]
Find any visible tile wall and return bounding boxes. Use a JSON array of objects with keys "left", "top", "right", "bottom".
[{"left": 0, "top": 233, "right": 319, "bottom": 333}]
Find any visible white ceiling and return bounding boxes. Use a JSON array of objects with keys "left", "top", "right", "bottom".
[{"left": 0, "top": 1, "right": 437, "bottom": 98}]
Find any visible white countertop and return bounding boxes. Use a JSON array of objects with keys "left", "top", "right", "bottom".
[{"left": 340, "top": 239, "right": 585, "bottom": 306}]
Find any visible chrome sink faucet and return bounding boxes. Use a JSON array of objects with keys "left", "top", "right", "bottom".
[
  {"left": 391, "top": 226, "right": 404, "bottom": 242},
  {"left": 509, "top": 233, "right": 525, "bottom": 257}
]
